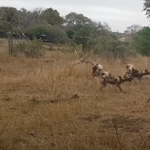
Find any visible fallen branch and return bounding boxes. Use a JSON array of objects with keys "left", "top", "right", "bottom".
[
  {"left": 31, "top": 94, "right": 80, "bottom": 104},
  {"left": 73, "top": 49, "right": 95, "bottom": 66}
]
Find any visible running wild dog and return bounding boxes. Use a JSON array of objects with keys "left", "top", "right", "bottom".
[
  {"left": 100, "top": 72, "right": 132, "bottom": 92},
  {"left": 92, "top": 64, "right": 103, "bottom": 77},
  {"left": 131, "top": 69, "right": 150, "bottom": 81},
  {"left": 124, "top": 65, "right": 150, "bottom": 81},
  {"left": 126, "top": 64, "right": 134, "bottom": 72},
  {"left": 93, "top": 63, "right": 150, "bottom": 92}
]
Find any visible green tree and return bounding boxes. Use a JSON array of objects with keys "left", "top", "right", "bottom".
[
  {"left": 18, "top": 8, "right": 39, "bottom": 27},
  {"left": 74, "top": 24, "right": 96, "bottom": 50},
  {"left": 64, "top": 12, "right": 93, "bottom": 31},
  {"left": 89, "top": 33, "right": 134, "bottom": 60},
  {"left": 0, "top": 19, "right": 10, "bottom": 37},
  {"left": 143, "top": 0, "right": 150, "bottom": 18},
  {"left": 64, "top": 12, "right": 94, "bottom": 39},
  {"left": 132, "top": 27, "right": 150, "bottom": 56},
  {"left": 64, "top": 12, "right": 112, "bottom": 50},
  {"left": 25, "top": 24, "right": 68, "bottom": 44},
  {"left": 40, "top": 8, "right": 63, "bottom": 26},
  {"left": 124, "top": 24, "right": 143, "bottom": 34},
  {"left": 0, "top": 7, "right": 19, "bottom": 54}
]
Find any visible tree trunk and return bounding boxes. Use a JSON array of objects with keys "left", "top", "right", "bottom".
[{"left": 7, "top": 26, "right": 14, "bottom": 55}]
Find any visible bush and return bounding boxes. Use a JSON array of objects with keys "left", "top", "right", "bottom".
[
  {"left": 14, "top": 39, "right": 45, "bottom": 58},
  {"left": 90, "top": 34, "right": 135, "bottom": 60},
  {"left": 132, "top": 27, "right": 150, "bottom": 56},
  {"left": 24, "top": 24, "right": 68, "bottom": 44}
]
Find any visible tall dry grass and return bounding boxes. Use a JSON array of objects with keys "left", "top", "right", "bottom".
[{"left": 0, "top": 40, "right": 150, "bottom": 150}]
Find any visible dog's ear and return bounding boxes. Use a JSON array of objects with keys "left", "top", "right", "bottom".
[{"left": 144, "top": 69, "right": 150, "bottom": 74}]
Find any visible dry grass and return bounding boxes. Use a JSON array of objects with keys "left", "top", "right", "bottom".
[{"left": 0, "top": 39, "right": 150, "bottom": 150}]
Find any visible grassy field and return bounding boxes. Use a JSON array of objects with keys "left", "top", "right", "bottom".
[{"left": 0, "top": 39, "right": 150, "bottom": 150}]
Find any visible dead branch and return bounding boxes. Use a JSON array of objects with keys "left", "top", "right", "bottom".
[
  {"left": 112, "top": 118, "right": 123, "bottom": 150},
  {"left": 16, "top": 24, "right": 27, "bottom": 39},
  {"left": 73, "top": 49, "right": 95, "bottom": 66},
  {"left": 15, "top": 24, "right": 32, "bottom": 46},
  {"left": 31, "top": 94, "right": 80, "bottom": 104}
]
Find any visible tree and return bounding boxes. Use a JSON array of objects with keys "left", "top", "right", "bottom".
[
  {"left": 0, "top": 7, "right": 18, "bottom": 24},
  {"left": 64, "top": 12, "right": 93, "bottom": 31},
  {"left": 143, "top": 0, "right": 150, "bottom": 18},
  {"left": 74, "top": 24, "right": 93, "bottom": 50},
  {"left": 64, "top": 12, "right": 112, "bottom": 50},
  {"left": 32, "top": 8, "right": 43, "bottom": 21},
  {"left": 0, "top": 7, "right": 19, "bottom": 54},
  {"left": 24, "top": 24, "right": 68, "bottom": 44},
  {"left": 101, "top": 22, "right": 112, "bottom": 32},
  {"left": 132, "top": 27, "right": 150, "bottom": 56},
  {"left": 18, "top": 8, "right": 46, "bottom": 28},
  {"left": 0, "top": 19, "right": 10, "bottom": 37},
  {"left": 40, "top": 8, "right": 63, "bottom": 26},
  {"left": 124, "top": 24, "right": 143, "bottom": 34}
]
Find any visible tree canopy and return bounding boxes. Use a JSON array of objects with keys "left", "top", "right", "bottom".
[
  {"left": 143, "top": 0, "right": 150, "bottom": 18},
  {"left": 124, "top": 24, "right": 143, "bottom": 35},
  {"left": 132, "top": 27, "right": 150, "bottom": 56},
  {"left": 0, "top": 5, "right": 148, "bottom": 58},
  {"left": 40, "top": 8, "right": 63, "bottom": 26}
]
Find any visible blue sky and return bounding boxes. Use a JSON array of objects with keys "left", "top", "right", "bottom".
[{"left": 1, "top": 0, "right": 150, "bottom": 32}]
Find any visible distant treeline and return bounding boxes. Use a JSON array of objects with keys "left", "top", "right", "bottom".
[{"left": 0, "top": 6, "right": 150, "bottom": 57}]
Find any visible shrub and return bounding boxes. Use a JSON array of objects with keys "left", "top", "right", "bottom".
[
  {"left": 14, "top": 39, "right": 45, "bottom": 58},
  {"left": 90, "top": 34, "right": 135, "bottom": 61},
  {"left": 24, "top": 24, "right": 68, "bottom": 44},
  {"left": 132, "top": 27, "right": 150, "bottom": 56}
]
